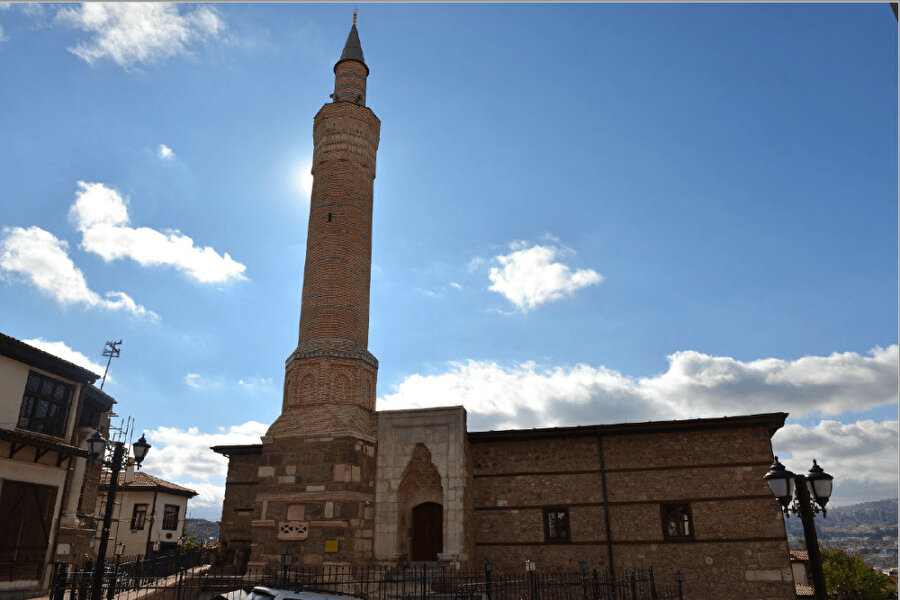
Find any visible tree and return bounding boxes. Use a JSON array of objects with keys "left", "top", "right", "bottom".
[{"left": 821, "top": 547, "right": 897, "bottom": 600}]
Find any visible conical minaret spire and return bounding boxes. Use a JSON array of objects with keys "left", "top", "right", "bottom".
[{"left": 337, "top": 12, "right": 366, "bottom": 70}]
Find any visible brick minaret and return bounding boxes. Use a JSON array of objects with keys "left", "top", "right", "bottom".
[{"left": 250, "top": 16, "right": 381, "bottom": 569}]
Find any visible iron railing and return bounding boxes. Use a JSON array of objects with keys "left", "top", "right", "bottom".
[{"left": 52, "top": 562, "right": 684, "bottom": 600}]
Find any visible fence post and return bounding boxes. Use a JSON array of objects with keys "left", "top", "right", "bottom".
[
  {"left": 51, "top": 563, "right": 67, "bottom": 600},
  {"left": 80, "top": 566, "right": 92, "bottom": 600},
  {"left": 105, "top": 559, "right": 114, "bottom": 600},
  {"left": 483, "top": 558, "right": 493, "bottom": 600},
  {"left": 648, "top": 566, "right": 658, "bottom": 600}
]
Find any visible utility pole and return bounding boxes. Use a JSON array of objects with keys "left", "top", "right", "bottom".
[{"left": 100, "top": 340, "right": 121, "bottom": 390}]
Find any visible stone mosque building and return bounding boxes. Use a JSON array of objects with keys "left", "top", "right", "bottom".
[{"left": 213, "top": 20, "right": 797, "bottom": 599}]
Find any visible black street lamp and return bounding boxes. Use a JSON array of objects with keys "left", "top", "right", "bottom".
[
  {"left": 87, "top": 432, "right": 151, "bottom": 600},
  {"left": 764, "top": 456, "right": 834, "bottom": 600}
]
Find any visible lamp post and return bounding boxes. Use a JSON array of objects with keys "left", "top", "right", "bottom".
[
  {"left": 764, "top": 456, "right": 834, "bottom": 600},
  {"left": 87, "top": 431, "right": 151, "bottom": 600}
]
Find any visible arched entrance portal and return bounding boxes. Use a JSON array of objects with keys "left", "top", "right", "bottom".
[{"left": 410, "top": 502, "right": 443, "bottom": 561}]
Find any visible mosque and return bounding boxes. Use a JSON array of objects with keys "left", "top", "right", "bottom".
[{"left": 213, "top": 19, "right": 797, "bottom": 599}]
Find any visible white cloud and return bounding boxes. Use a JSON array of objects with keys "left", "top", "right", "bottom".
[
  {"left": 141, "top": 421, "right": 269, "bottom": 516},
  {"left": 485, "top": 240, "right": 602, "bottom": 312},
  {"left": 175, "top": 481, "right": 228, "bottom": 514},
  {"left": 0, "top": 225, "right": 157, "bottom": 319},
  {"left": 450, "top": 282, "right": 462, "bottom": 290},
  {"left": 379, "top": 345, "right": 898, "bottom": 427},
  {"left": 0, "top": 22, "right": 6, "bottom": 44},
  {"left": 185, "top": 373, "right": 202, "bottom": 389},
  {"left": 23, "top": 338, "right": 106, "bottom": 378},
  {"left": 157, "top": 144, "right": 175, "bottom": 160},
  {"left": 773, "top": 420, "right": 898, "bottom": 506},
  {"left": 379, "top": 346, "right": 898, "bottom": 506},
  {"left": 69, "top": 181, "right": 247, "bottom": 284},
  {"left": 238, "top": 376, "right": 273, "bottom": 390},
  {"left": 55, "top": 3, "right": 223, "bottom": 68}
]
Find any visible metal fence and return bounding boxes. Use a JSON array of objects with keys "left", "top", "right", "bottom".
[{"left": 52, "top": 562, "right": 684, "bottom": 600}]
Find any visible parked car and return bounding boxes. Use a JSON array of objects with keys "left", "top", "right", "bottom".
[{"left": 213, "top": 586, "right": 363, "bottom": 600}]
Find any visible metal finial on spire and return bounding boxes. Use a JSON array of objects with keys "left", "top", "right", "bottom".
[{"left": 353, "top": 9, "right": 358, "bottom": 26}]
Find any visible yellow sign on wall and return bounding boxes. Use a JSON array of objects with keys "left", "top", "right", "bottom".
[{"left": 324, "top": 540, "right": 340, "bottom": 553}]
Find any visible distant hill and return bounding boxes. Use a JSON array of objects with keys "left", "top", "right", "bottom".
[
  {"left": 184, "top": 518, "right": 220, "bottom": 543},
  {"left": 822, "top": 498, "right": 899, "bottom": 527},
  {"left": 785, "top": 498, "right": 898, "bottom": 538}
]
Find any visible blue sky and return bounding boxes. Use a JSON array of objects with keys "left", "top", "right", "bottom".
[{"left": 0, "top": 3, "right": 896, "bottom": 520}]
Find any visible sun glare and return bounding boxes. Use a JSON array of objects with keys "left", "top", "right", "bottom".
[{"left": 295, "top": 160, "right": 313, "bottom": 200}]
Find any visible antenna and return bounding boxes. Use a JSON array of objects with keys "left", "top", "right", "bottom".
[{"left": 100, "top": 340, "right": 122, "bottom": 390}]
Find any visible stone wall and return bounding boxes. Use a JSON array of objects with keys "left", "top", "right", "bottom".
[
  {"left": 374, "top": 407, "right": 472, "bottom": 565},
  {"left": 247, "top": 434, "right": 377, "bottom": 571},
  {"left": 469, "top": 421, "right": 796, "bottom": 599},
  {"left": 218, "top": 448, "right": 261, "bottom": 571}
]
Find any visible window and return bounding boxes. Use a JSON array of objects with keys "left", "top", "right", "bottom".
[
  {"left": 544, "top": 507, "right": 570, "bottom": 543},
  {"left": 17, "top": 371, "right": 73, "bottom": 437},
  {"left": 130, "top": 504, "right": 148, "bottom": 530},
  {"left": 162, "top": 505, "right": 180, "bottom": 530},
  {"left": 661, "top": 503, "right": 693, "bottom": 540}
]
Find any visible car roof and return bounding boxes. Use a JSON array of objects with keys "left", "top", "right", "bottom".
[{"left": 251, "top": 587, "right": 362, "bottom": 600}]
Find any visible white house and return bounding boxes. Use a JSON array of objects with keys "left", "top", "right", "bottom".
[
  {"left": 0, "top": 333, "right": 113, "bottom": 597},
  {"left": 98, "top": 471, "right": 197, "bottom": 558}
]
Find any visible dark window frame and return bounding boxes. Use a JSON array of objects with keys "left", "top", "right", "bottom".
[
  {"left": 543, "top": 507, "right": 571, "bottom": 544},
  {"left": 130, "top": 504, "right": 148, "bottom": 530},
  {"left": 162, "top": 504, "right": 180, "bottom": 531},
  {"left": 17, "top": 371, "right": 73, "bottom": 438},
  {"left": 660, "top": 502, "right": 694, "bottom": 541}
]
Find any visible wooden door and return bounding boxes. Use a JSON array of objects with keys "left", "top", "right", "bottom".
[
  {"left": 410, "top": 502, "right": 442, "bottom": 561},
  {"left": 0, "top": 480, "right": 58, "bottom": 581}
]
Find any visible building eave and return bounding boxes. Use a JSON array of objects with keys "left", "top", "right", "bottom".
[
  {"left": 0, "top": 332, "right": 100, "bottom": 384},
  {"left": 0, "top": 428, "right": 90, "bottom": 458},
  {"left": 467, "top": 412, "right": 789, "bottom": 443},
  {"left": 211, "top": 443, "right": 263, "bottom": 457}
]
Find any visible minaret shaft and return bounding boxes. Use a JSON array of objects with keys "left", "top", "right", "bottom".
[{"left": 299, "top": 95, "right": 380, "bottom": 348}]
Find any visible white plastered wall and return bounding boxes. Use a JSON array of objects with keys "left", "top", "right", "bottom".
[
  {"left": 0, "top": 354, "right": 85, "bottom": 592},
  {"left": 374, "top": 406, "right": 470, "bottom": 563},
  {"left": 100, "top": 489, "right": 191, "bottom": 557}
]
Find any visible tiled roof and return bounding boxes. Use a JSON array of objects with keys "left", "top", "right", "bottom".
[
  {"left": 100, "top": 470, "right": 198, "bottom": 497},
  {"left": 790, "top": 549, "right": 810, "bottom": 562},
  {"left": 795, "top": 583, "right": 815, "bottom": 597}
]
